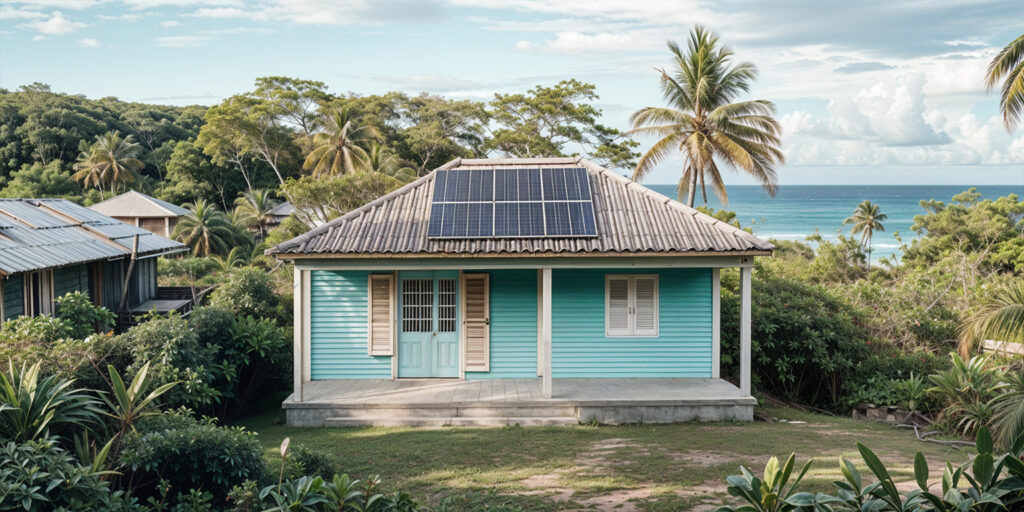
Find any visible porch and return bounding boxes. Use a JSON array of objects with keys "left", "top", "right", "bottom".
[{"left": 283, "top": 377, "right": 756, "bottom": 427}]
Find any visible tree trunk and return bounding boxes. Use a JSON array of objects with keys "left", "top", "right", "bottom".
[{"left": 686, "top": 169, "right": 697, "bottom": 207}]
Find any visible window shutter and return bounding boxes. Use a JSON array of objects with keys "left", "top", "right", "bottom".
[
  {"left": 606, "top": 276, "right": 631, "bottom": 336},
  {"left": 633, "top": 276, "right": 658, "bottom": 336},
  {"left": 367, "top": 274, "right": 394, "bottom": 356},
  {"left": 462, "top": 273, "right": 490, "bottom": 372}
]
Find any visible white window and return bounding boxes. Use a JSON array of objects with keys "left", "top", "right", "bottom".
[
  {"left": 605, "top": 274, "right": 658, "bottom": 337},
  {"left": 24, "top": 269, "right": 54, "bottom": 317}
]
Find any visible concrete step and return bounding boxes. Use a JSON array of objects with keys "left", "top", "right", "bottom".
[
  {"left": 324, "top": 416, "right": 579, "bottom": 427},
  {"left": 326, "top": 406, "right": 577, "bottom": 419}
]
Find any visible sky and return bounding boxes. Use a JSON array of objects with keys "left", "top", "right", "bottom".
[{"left": 1, "top": 0, "right": 1023, "bottom": 186}]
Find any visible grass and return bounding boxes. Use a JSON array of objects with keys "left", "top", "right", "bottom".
[{"left": 238, "top": 405, "right": 970, "bottom": 511}]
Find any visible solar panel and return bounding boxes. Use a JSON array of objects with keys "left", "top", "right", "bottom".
[{"left": 427, "top": 167, "right": 597, "bottom": 239}]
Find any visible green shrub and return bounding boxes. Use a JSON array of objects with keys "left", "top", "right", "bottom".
[
  {"left": 714, "top": 427, "right": 1024, "bottom": 511},
  {"left": 720, "top": 272, "right": 873, "bottom": 409},
  {"left": 55, "top": 291, "right": 116, "bottom": 338},
  {"left": 0, "top": 437, "right": 139, "bottom": 511},
  {"left": 120, "top": 422, "right": 268, "bottom": 505},
  {"left": 210, "top": 267, "right": 279, "bottom": 320},
  {"left": 113, "top": 314, "right": 219, "bottom": 410},
  {"left": 214, "top": 315, "right": 289, "bottom": 417},
  {"left": 286, "top": 444, "right": 338, "bottom": 480},
  {"left": 0, "top": 361, "right": 103, "bottom": 443},
  {"left": 189, "top": 305, "right": 236, "bottom": 343},
  {"left": 0, "top": 313, "right": 73, "bottom": 344}
]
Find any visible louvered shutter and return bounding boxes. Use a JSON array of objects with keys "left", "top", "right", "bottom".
[
  {"left": 605, "top": 276, "right": 631, "bottom": 336},
  {"left": 632, "top": 276, "right": 658, "bottom": 336},
  {"left": 462, "top": 273, "right": 490, "bottom": 371},
  {"left": 367, "top": 274, "right": 394, "bottom": 356}
]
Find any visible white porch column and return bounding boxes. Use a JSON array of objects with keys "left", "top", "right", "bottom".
[
  {"left": 293, "top": 267, "right": 305, "bottom": 402},
  {"left": 739, "top": 266, "right": 752, "bottom": 396},
  {"left": 711, "top": 268, "right": 721, "bottom": 379},
  {"left": 541, "top": 267, "right": 553, "bottom": 399}
]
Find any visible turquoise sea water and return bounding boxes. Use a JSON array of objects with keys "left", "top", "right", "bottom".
[{"left": 644, "top": 184, "right": 1024, "bottom": 262}]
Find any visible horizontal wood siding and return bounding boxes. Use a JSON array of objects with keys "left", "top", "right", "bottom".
[
  {"left": 551, "top": 268, "right": 712, "bottom": 378},
  {"left": 466, "top": 269, "right": 537, "bottom": 380},
  {"left": 2, "top": 277, "right": 23, "bottom": 320},
  {"left": 310, "top": 270, "right": 391, "bottom": 379},
  {"left": 54, "top": 264, "right": 89, "bottom": 300}
]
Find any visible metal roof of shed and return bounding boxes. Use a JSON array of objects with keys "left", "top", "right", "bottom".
[
  {"left": 0, "top": 198, "right": 188, "bottom": 276},
  {"left": 269, "top": 157, "right": 774, "bottom": 258},
  {"left": 88, "top": 190, "right": 191, "bottom": 218}
]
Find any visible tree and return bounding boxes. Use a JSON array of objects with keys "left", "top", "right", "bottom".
[
  {"left": 398, "top": 94, "right": 487, "bottom": 173},
  {"left": 252, "top": 76, "right": 331, "bottom": 136},
  {"left": 303, "top": 107, "right": 373, "bottom": 176},
  {"left": 281, "top": 172, "right": 400, "bottom": 225},
  {"left": 628, "top": 27, "right": 783, "bottom": 206},
  {"left": 360, "top": 142, "right": 417, "bottom": 182},
  {"left": 173, "top": 199, "right": 237, "bottom": 257},
  {"left": 484, "top": 79, "right": 638, "bottom": 170},
  {"left": 959, "top": 281, "right": 1024, "bottom": 355},
  {"left": 0, "top": 161, "right": 80, "bottom": 198},
  {"left": 71, "top": 131, "right": 144, "bottom": 199},
  {"left": 233, "top": 189, "right": 279, "bottom": 239},
  {"left": 843, "top": 200, "right": 887, "bottom": 268},
  {"left": 985, "top": 34, "right": 1024, "bottom": 132},
  {"left": 158, "top": 139, "right": 244, "bottom": 210},
  {"left": 198, "top": 95, "right": 300, "bottom": 186}
]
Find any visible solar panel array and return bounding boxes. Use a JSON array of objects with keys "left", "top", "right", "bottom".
[{"left": 427, "top": 167, "right": 598, "bottom": 239}]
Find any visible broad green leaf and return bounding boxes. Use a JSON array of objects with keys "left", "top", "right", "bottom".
[{"left": 914, "top": 452, "right": 929, "bottom": 491}]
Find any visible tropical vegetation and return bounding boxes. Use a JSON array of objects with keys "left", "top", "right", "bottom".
[
  {"left": 986, "top": 33, "right": 1024, "bottom": 131},
  {"left": 628, "top": 26, "right": 783, "bottom": 206}
]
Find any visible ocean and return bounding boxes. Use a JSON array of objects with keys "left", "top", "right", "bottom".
[{"left": 643, "top": 184, "right": 1024, "bottom": 262}]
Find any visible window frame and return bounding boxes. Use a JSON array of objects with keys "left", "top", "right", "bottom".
[{"left": 604, "top": 274, "right": 659, "bottom": 338}]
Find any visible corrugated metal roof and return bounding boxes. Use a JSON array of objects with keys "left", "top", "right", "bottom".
[
  {"left": 0, "top": 198, "right": 188, "bottom": 276},
  {"left": 88, "top": 190, "right": 191, "bottom": 218},
  {"left": 269, "top": 157, "right": 774, "bottom": 258}
]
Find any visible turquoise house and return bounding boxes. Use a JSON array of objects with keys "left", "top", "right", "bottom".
[{"left": 269, "top": 157, "right": 771, "bottom": 427}]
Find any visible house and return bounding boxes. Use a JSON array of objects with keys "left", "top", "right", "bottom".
[
  {"left": 266, "top": 201, "right": 296, "bottom": 227},
  {"left": 268, "top": 157, "right": 772, "bottom": 427},
  {"left": 0, "top": 198, "right": 189, "bottom": 322},
  {"left": 88, "top": 190, "right": 191, "bottom": 237}
]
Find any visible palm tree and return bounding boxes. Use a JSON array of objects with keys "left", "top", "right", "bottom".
[
  {"left": 173, "top": 199, "right": 236, "bottom": 257},
  {"left": 360, "top": 142, "right": 417, "bottom": 183},
  {"left": 303, "top": 107, "right": 373, "bottom": 176},
  {"left": 843, "top": 200, "right": 887, "bottom": 268},
  {"left": 985, "top": 34, "right": 1024, "bottom": 132},
  {"left": 233, "top": 189, "right": 278, "bottom": 239},
  {"left": 72, "top": 131, "right": 144, "bottom": 199},
  {"left": 628, "top": 26, "right": 784, "bottom": 206},
  {"left": 959, "top": 282, "right": 1024, "bottom": 355}
]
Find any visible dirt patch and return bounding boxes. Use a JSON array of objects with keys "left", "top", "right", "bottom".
[
  {"left": 518, "top": 473, "right": 574, "bottom": 502},
  {"left": 667, "top": 451, "right": 737, "bottom": 467},
  {"left": 577, "top": 488, "right": 653, "bottom": 512},
  {"left": 575, "top": 438, "right": 649, "bottom": 474}
]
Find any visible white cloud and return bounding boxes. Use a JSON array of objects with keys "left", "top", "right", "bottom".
[
  {"left": 4, "top": 0, "right": 99, "bottom": 9},
  {"left": 189, "top": 0, "right": 444, "bottom": 25},
  {"left": 161, "top": 20, "right": 179, "bottom": 26},
  {"left": 516, "top": 30, "right": 655, "bottom": 54},
  {"left": 0, "top": 5, "right": 46, "bottom": 19},
  {"left": 76, "top": 37, "right": 99, "bottom": 46},
  {"left": 20, "top": 11, "right": 86, "bottom": 35},
  {"left": 32, "top": 34, "right": 47, "bottom": 40},
  {"left": 154, "top": 34, "right": 210, "bottom": 46}
]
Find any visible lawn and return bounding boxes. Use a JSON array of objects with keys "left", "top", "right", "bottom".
[{"left": 239, "top": 406, "right": 970, "bottom": 512}]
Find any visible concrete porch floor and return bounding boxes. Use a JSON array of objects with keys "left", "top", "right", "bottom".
[{"left": 284, "top": 378, "right": 756, "bottom": 427}]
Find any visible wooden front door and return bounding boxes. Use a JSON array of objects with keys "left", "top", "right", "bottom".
[{"left": 397, "top": 271, "right": 459, "bottom": 377}]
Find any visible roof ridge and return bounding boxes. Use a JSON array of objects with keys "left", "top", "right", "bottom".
[
  {"left": 580, "top": 160, "right": 772, "bottom": 250},
  {"left": 270, "top": 171, "right": 437, "bottom": 254}
]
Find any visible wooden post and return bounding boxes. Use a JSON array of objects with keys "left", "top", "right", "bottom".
[
  {"left": 739, "top": 266, "right": 752, "bottom": 396},
  {"left": 117, "top": 234, "right": 139, "bottom": 312},
  {"left": 711, "top": 268, "right": 720, "bottom": 379},
  {"left": 541, "top": 267, "right": 553, "bottom": 399},
  {"left": 293, "top": 267, "right": 304, "bottom": 402}
]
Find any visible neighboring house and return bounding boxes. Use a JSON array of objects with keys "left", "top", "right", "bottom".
[
  {"left": 88, "top": 190, "right": 191, "bottom": 237},
  {"left": 0, "top": 198, "right": 188, "bottom": 322},
  {"left": 268, "top": 157, "right": 772, "bottom": 427},
  {"left": 266, "top": 201, "right": 296, "bottom": 227}
]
